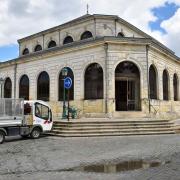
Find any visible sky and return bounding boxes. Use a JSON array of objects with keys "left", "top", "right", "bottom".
[{"left": 0, "top": 0, "right": 180, "bottom": 61}]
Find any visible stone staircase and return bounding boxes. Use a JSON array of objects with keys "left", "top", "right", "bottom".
[{"left": 47, "top": 118, "right": 175, "bottom": 137}]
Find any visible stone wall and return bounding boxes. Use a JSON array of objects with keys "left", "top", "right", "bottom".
[{"left": 0, "top": 41, "right": 180, "bottom": 120}]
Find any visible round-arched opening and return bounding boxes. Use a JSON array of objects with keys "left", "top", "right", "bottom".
[
  {"left": 58, "top": 67, "right": 74, "bottom": 101},
  {"left": 4, "top": 77, "right": 12, "bottom": 98},
  {"left": 19, "top": 75, "right": 29, "bottom": 100},
  {"left": 22, "top": 48, "right": 29, "bottom": 55},
  {"left": 81, "top": 31, "right": 93, "bottom": 40},
  {"left": 173, "top": 73, "right": 179, "bottom": 101},
  {"left": 63, "top": 36, "right": 74, "bottom": 45},
  {"left": 115, "top": 61, "right": 140, "bottom": 111},
  {"left": 117, "top": 32, "right": 125, "bottom": 37},
  {"left": 84, "top": 63, "right": 103, "bottom": 99},
  {"left": 48, "top": 40, "right": 57, "bottom": 48},
  {"left": 34, "top": 44, "right": 42, "bottom": 52},
  {"left": 37, "top": 71, "right": 50, "bottom": 101},
  {"left": 149, "top": 65, "right": 158, "bottom": 99},
  {"left": 163, "top": 69, "right": 169, "bottom": 101}
]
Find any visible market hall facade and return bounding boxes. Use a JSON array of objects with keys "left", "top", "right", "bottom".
[{"left": 0, "top": 14, "right": 180, "bottom": 119}]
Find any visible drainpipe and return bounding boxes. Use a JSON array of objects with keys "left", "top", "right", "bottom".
[
  {"left": 146, "top": 45, "right": 150, "bottom": 113},
  {"left": 115, "top": 18, "right": 117, "bottom": 36},
  {"left": 14, "top": 63, "right": 17, "bottom": 99},
  {"left": 43, "top": 34, "right": 45, "bottom": 50},
  {"left": 94, "top": 17, "right": 96, "bottom": 38},
  {"left": 104, "top": 43, "right": 108, "bottom": 114}
]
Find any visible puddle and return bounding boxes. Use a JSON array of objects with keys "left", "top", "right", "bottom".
[{"left": 70, "top": 160, "right": 170, "bottom": 174}]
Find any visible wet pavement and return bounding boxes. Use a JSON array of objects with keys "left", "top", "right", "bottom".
[{"left": 0, "top": 134, "right": 180, "bottom": 180}]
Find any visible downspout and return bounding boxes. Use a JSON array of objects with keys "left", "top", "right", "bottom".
[
  {"left": 104, "top": 43, "right": 108, "bottom": 114},
  {"left": 14, "top": 63, "right": 17, "bottom": 99},
  {"left": 94, "top": 17, "right": 96, "bottom": 38},
  {"left": 115, "top": 18, "right": 117, "bottom": 36},
  {"left": 43, "top": 34, "right": 45, "bottom": 50},
  {"left": 146, "top": 45, "right": 150, "bottom": 113}
]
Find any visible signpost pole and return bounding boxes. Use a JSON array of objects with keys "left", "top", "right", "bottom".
[
  {"left": 67, "top": 89, "right": 70, "bottom": 121},
  {"left": 62, "top": 67, "right": 68, "bottom": 119},
  {"left": 63, "top": 77, "right": 72, "bottom": 121},
  {"left": 62, "top": 85, "right": 66, "bottom": 118}
]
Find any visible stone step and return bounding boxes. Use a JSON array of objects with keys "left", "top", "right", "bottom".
[
  {"left": 53, "top": 125, "right": 172, "bottom": 131},
  {"left": 54, "top": 119, "right": 172, "bottom": 124},
  {"left": 46, "top": 131, "right": 175, "bottom": 137},
  {"left": 49, "top": 118, "right": 175, "bottom": 137},
  {"left": 51, "top": 127, "right": 174, "bottom": 134},
  {"left": 53, "top": 122, "right": 173, "bottom": 128}
]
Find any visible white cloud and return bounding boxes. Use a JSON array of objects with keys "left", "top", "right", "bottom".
[
  {"left": 160, "top": 8, "right": 180, "bottom": 55},
  {"left": 0, "top": 0, "right": 180, "bottom": 56}
]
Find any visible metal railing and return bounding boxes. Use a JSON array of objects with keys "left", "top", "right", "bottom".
[{"left": 142, "top": 98, "right": 159, "bottom": 115}]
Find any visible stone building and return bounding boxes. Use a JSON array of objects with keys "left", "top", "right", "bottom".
[{"left": 0, "top": 14, "right": 180, "bottom": 119}]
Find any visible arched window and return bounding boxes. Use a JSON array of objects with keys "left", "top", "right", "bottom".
[
  {"left": 37, "top": 71, "right": 49, "bottom": 101},
  {"left": 173, "top": 73, "right": 179, "bottom": 101},
  {"left": 34, "top": 44, "right": 42, "bottom": 52},
  {"left": 85, "top": 63, "right": 103, "bottom": 99},
  {"left": 19, "top": 75, "right": 29, "bottom": 100},
  {"left": 22, "top": 48, "right": 29, "bottom": 55},
  {"left": 149, "top": 65, "right": 157, "bottom": 99},
  {"left": 4, "top": 77, "right": 12, "bottom": 98},
  {"left": 163, "top": 70, "right": 169, "bottom": 100},
  {"left": 48, "top": 40, "right": 57, "bottom": 48},
  {"left": 63, "top": 36, "right": 74, "bottom": 45},
  {"left": 81, "top": 31, "right": 93, "bottom": 40},
  {"left": 115, "top": 61, "right": 140, "bottom": 111},
  {"left": 117, "top": 32, "right": 124, "bottom": 37},
  {"left": 59, "top": 67, "right": 74, "bottom": 101}
]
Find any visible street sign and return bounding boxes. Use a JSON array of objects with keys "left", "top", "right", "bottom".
[{"left": 64, "top": 77, "right": 72, "bottom": 89}]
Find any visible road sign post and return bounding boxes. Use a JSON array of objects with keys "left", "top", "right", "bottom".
[{"left": 64, "top": 77, "right": 72, "bottom": 121}]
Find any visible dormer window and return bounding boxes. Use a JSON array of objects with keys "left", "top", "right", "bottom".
[
  {"left": 63, "top": 36, "right": 74, "bottom": 45},
  {"left": 117, "top": 32, "right": 125, "bottom": 37},
  {"left": 81, "top": 31, "right": 93, "bottom": 40},
  {"left": 48, "top": 40, "right": 57, "bottom": 48},
  {"left": 34, "top": 44, "right": 42, "bottom": 52},
  {"left": 22, "top": 48, "right": 29, "bottom": 55}
]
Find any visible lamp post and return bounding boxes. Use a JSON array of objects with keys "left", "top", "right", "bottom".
[
  {"left": 62, "top": 67, "right": 68, "bottom": 119},
  {"left": 0, "top": 78, "right": 4, "bottom": 98}
]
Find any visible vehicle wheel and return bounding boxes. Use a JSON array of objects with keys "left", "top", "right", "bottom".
[
  {"left": 0, "top": 131, "right": 5, "bottom": 144},
  {"left": 30, "top": 127, "right": 41, "bottom": 139}
]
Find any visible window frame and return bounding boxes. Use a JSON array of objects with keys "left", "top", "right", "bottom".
[{"left": 34, "top": 102, "right": 49, "bottom": 120}]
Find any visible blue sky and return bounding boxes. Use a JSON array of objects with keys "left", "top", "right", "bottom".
[
  {"left": 0, "top": 0, "right": 180, "bottom": 62},
  {"left": 0, "top": 45, "right": 19, "bottom": 61},
  {"left": 149, "top": 2, "right": 179, "bottom": 33}
]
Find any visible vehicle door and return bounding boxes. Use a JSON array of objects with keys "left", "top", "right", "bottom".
[{"left": 33, "top": 103, "right": 53, "bottom": 131}]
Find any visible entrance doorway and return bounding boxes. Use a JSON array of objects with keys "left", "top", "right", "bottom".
[{"left": 115, "top": 61, "right": 140, "bottom": 111}]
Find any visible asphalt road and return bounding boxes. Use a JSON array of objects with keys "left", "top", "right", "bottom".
[{"left": 0, "top": 134, "right": 180, "bottom": 180}]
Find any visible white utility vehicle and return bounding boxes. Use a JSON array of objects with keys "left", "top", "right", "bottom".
[{"left": 0, "top": 99, "right": 53, "bottom": 144}]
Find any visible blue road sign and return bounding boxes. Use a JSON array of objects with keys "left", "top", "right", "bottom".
[{"left": 64, "top": 77, "right": 72, "bottom": 89}]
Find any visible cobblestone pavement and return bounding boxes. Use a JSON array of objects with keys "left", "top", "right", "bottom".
[{"left": 0, "top": 134, "right": 180, "bottom": 180}]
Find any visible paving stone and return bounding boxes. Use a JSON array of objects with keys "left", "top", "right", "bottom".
[{"left": 0, "top": 134, "right": 179, "bottom": 180}]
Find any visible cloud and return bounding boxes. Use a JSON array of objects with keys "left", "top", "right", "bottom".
[
  {"left": 0, "top": 0, "right": 180, "bottom": 56},
  {"left": 160, "top": 8, "right": 180, "bottom": 55}
]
